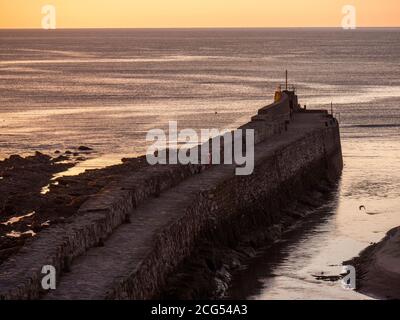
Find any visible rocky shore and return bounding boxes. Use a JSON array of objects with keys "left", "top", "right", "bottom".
[
  {"left": 0, "top": 150, "right": 149, "bottom": 265},
  {"left": 346, "top": 226, "right": 400, "bottom": 300},
  {"left": 0, "top": 152, "right": 74, "bottom": 263}
]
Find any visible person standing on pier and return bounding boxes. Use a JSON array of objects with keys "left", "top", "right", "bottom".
[{"left": 274, "top": 85, "right": 282, "bottom": 102}]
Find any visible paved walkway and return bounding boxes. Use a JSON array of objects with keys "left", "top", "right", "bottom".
[{"left": 44, "top": 112, "right": 331, "bottom": 299}]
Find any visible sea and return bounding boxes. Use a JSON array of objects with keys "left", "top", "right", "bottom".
[{"left": 0, "top": 28, "right": 399, "bottom": 299}]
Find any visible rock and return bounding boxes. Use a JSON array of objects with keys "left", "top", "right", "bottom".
[
  {"left": 52, "top": 217, "right": 66, "bottom": 225},
  {"left": 65, "top": 151, "right": 72, "bottom": 155},
  {"left": 9, "top": 154, "right": 23, "bottom": 162},
  {"left": 30, "top": 218, "right": 43, "bottom": 233},
  {"left": 53, "top": 155, "right": 69, "bottom": 162},
  {"left": 34, "top": 151, "right": 46, "bottom": 157},
  {"left": 3, "top": 204, "right": 16, "bottom": 215},
  {"left": 77, "top": 146, "right": 93, "bottom": 151}
]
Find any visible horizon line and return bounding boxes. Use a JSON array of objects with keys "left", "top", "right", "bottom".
[{"left": 1, "top": 26, "right": 400, "bottom": 30}]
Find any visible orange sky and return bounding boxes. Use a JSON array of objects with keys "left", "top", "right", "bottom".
[{"left": 0, "top": 0, "right": 399, "bottom": 28}]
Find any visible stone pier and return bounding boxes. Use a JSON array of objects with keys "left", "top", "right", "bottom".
[{"left": 0, "top": 91, "right": 343, "bottom": 300}]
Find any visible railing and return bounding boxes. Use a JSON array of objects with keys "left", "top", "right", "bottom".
[{"left": 279, "top": 84, "right": 297, "bottom": 93}]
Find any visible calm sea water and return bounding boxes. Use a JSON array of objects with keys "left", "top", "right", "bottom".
[{"left": 1, "top": 28, "right": 399, "bottom": 299}]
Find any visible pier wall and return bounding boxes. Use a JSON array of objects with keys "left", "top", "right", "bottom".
[{"left": 107, "top": 123, "right": 343, "bottom": 299}]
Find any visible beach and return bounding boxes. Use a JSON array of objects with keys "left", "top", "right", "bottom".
[{"left": 347, "top": 226, "right": 400, "bottom": 299}]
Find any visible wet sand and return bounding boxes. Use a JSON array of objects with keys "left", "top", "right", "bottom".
[{"left": 346, "top": 226, "right": 400, "bottom": 300}]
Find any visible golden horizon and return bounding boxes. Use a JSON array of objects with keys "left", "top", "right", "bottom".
[{"left": 0, "top": 0, "right": 399, "bottom": 29}]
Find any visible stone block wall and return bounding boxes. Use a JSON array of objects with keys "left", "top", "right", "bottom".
[{"left": 106, "top": 125, "right": 343, "bottom": 299}]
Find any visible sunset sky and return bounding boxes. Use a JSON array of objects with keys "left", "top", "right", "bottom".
[{"left": 0, "top": 0, "right": 399, "bottom": 28}]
